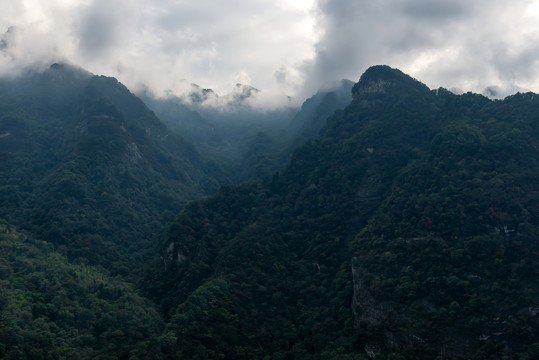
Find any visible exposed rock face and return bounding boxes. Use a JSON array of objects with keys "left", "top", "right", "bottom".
[
  {"left": 124, "top": 142, "right": 142, "bottom": 165},
  {"left": 355, "top": 79, "right": 391, "bottom": 95},
  {"left": 163, "top": 241, "right": 188, "bottom": 270},
  {"left": 352, "top": 65, "right": 430, "bottom": 100}
]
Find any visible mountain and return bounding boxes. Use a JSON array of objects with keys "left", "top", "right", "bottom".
[
  {"left": 146, "top": 66, "right": 538, "bottom": 359},
  {"left": 0, "top": 63, "right": 227, "bottom": 274},
  {"left": 222, "top": 83, "right": 261, "bottom": 106},
  {"left": 140, "top": 80, "right": 353, "bottom": 183},
  {"left": 139, "top": 86, "right": 297, "bottom": 183},
  {"left": 1, "top": 63, "right": 537, "bottom": 359},
  {"left": 287, "top": 78, "right": 354, "bottom": 143}
]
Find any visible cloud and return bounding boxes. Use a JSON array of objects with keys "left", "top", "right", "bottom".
[
  {"left": 1, "top": 0, "right": 317, "bottom": 107},
  {"left": 2, "top": 0, "right": 539, "bottom": 105},
  {"left": 400, "top": 1, "right": 466, "bottom": 20},
  {"left": 77, "top": 0, "right": 137, "bottom": 58},
  {"left": 303, "top": 0, "right": 539, "bottom": 98},
  {"left": 0, "top": 0, "right": 308, "bottom": 107},
  {"left": 0, "top": 1, "right": 81, "bottom": 76}
]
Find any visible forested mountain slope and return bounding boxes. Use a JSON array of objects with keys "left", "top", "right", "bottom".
[
  {"left": 0, "top": 219, "right": 163, "bottom": 359},
  {"left": 147, "top": 65, "right": 538, "bottom": 359},
  {"left": 0, "top": 63, "right": 227, "bottom": 274}
]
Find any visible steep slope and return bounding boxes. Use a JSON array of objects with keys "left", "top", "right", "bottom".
[
  {"left": 287, "top": 79, "right": 354, "bottom": 145},
  {"left": 0, "top": 63, "right": 227, "bottom": 274},
  {"left": 147, "top": 66, "right": 538, "bottom": 359}
]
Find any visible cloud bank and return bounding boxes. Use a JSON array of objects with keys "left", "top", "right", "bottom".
[
  {"left": 0, "top": 0, "right": 316, "bottom": 104},
  {"left": 1, "top": 0, "right": 539, "bottom": 103}
]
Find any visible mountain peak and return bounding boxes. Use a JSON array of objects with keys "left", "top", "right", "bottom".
[
  {"left": 231, "top": 83, "right": 260, "bottom": 99},
  {"left": 352, "top": 65, "right": 429, "bottom": 98},
  {"left": 44, "top": 62, "right": 93, "bottom": 81}
]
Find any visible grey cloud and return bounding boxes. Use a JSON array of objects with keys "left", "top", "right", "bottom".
[
  {"left": 0, "top": 26, "right": 16, "bottom": 51},
  {"left": 77, "top": 0, "right": 136, "bottom": 57},
  {"left": 0, "top": 25, "right": 64, "bottom": 76},
  {"left": 400, "top": 1, "right": 468, "bottom": 21},
  {"left": 78, "top": 13, "right": 117, "bottom": 55},
  {"left": 274, "top": 67, "right": 287, "bottom": 84},
  {"left": 491, "top": 42, "right": 539, "bottom": 80}
]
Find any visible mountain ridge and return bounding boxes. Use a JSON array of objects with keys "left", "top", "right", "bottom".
[
  {"left": 146, "top": 65, "right": 538, "bottom": 359},
  {"left": 0, "top": 63, "right": 228, "bottom": 274}
]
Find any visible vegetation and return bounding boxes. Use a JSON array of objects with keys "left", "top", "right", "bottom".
[
  {"left": 0, "top": 220, "right": 163, "bottom": 359},
  {"left": 149, "top": 66, "right": 538, "bottom": 359},
  {"left": 0, "top": 64, "right": 537, "bottom": 359},
  {"left": 0, "top": 63, "right": 227, "bottom": 275}
]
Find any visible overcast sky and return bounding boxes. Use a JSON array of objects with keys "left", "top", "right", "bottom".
[{"left": 1, "top": 0, "right": 539, "bottom": 104}]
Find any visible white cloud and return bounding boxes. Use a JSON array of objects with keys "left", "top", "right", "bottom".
[
  {"left": 0, "top": 0, "right": 317, "bottom": 104},
  {"left": 1, "top": 0, "right": 539, "bottom": 103}
]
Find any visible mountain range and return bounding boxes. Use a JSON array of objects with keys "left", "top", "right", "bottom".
[{"left": 0, "top": 64, "right": 537, "bottom": 359}]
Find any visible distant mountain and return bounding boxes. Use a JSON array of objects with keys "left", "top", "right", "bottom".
[
  {"left": 0, "top": 63, "right": 227, "bottom": 274},
  {"left": 139, "top": 85, "right": 298, "bottom": 182},
  {"left": 138, "top": 91, "right": 236, "bottom": 166},
  {"left": 147, "top": 65, "right": 538, "bottom": 359},
  {"left": 140, "top": 80, "right": 353, "bottom": 183},
  {"left": 223, "top": 83, "right": 261, "bottom": 106},
  {"left": 287, "top": 78, "right": 354, "bottom": 142}
]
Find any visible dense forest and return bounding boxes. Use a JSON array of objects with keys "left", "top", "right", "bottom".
[
  {"left": 1, "top": 64, "right": 537, "bottom": 359},
  {"left": 0, "top": 63, "right": 227, "bottom": 275},
  {"left": 0, "top": 219, "right": 163, "bottom": 359}
]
